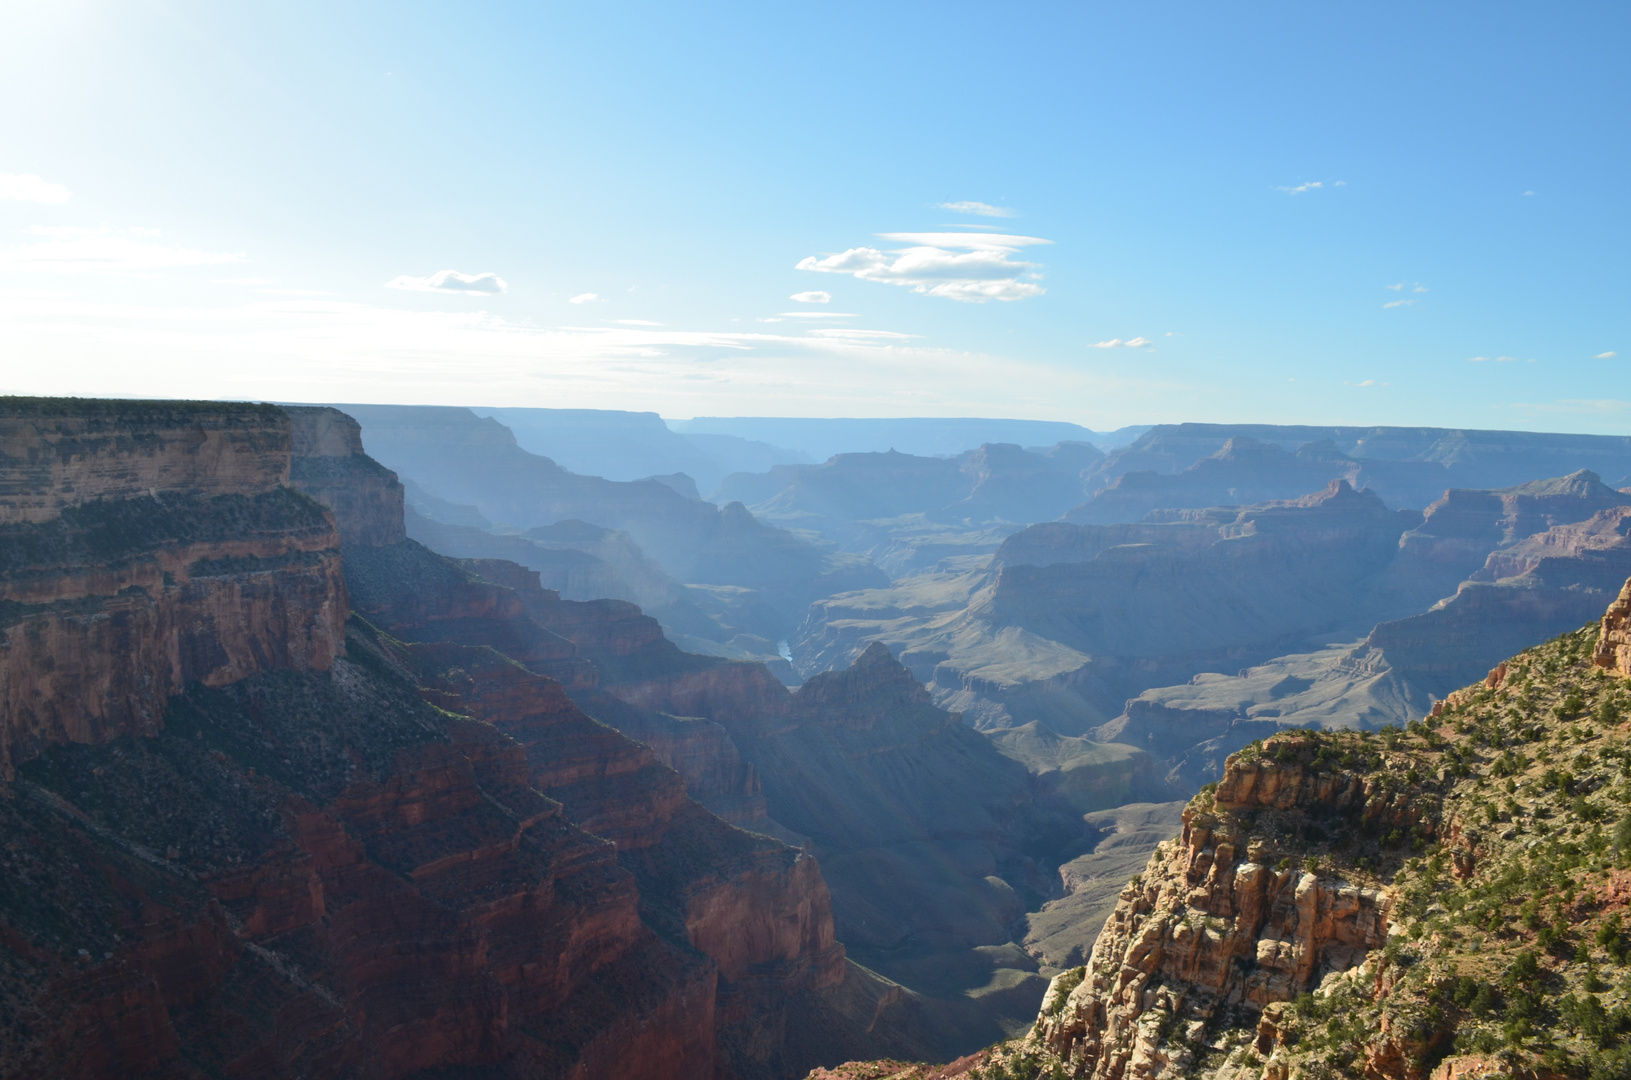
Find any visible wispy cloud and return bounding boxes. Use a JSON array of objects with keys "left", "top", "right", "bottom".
[
  {"left": 1088, "top": 337, "right": 1153, "bottom": 349},
  {"left": 386, "top": 269, "right": 506, "bottom": 295},
  {"left": 0, "top": 291, "right": 1168, "bottom": 420},
  {"left": 1385, "top": 283, "right": 1404, "bottom": 291},
  {"left": 937, "top": 201, "right": 1017, "bottom": 218},
  {"left": 568, "top": 292, "right": 601, "bottom": 304},
  {"left": 1276, "top": 180, "right": 1346, "bottom": 195},
  {"left": 806, "top": 328, "right": 919, "bottom": 341},
  {"left": 0, "top": 173, "right": 71, "bottom": 204},
  {"left": 797, "top": 231, "right": 1051, "bottom": 303},
  {"left": 775, "top": 311, "right": 861, "bottom": 319},
  {"left": 789, "top": 290, "right": 830, "bottom": 304},
  {"left": 1469, "top": 356, "right": 1520, "bottom": 363},
  {"left": 1382, "top": 299, "right": 1416, "bottom": 309},
  {"left": 1523, "top": 190, "right": 1536, "bottom": 196},
  {"left": 0, "top": 225, "right": 244, "bottom": 272},
  {"left": 1596, "top": 351, "right": 1618, "bottom": 359},
  {"left": 610, "top": 318, "right": 662, "bottom": 326},
  {"left": 1342, "top": 379, "right": 1387, "bottom": 387}
]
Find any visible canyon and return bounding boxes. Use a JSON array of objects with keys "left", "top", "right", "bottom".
[
  {"left": 825, "top": 584, "right": 1631, "bottom": 1079},
  {"left": 10, "top": 398, "right": 1631, "bottom": 1080},
  {"left": 0, "top": 399, "right": 950, "bottom": 1079}
]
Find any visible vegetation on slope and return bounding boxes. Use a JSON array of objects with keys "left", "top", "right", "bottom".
[{"left": 943, "top": 622, "right": 1631, "bottom": 1080}]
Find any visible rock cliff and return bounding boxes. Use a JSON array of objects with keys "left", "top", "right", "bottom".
[
  {"left": 0, "top": 398, "right": 346, "bottom": 780},
  {"left": 285, "top": 412, "right": 927, "bottom": 1079},
  {"left": 1598, "top": 577, "right": 1631, "bottom": 676},
  {"left": 0, "top": 398, "right": 909, "bottom": 1080}
]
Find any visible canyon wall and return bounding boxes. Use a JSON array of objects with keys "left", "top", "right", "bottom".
[
  {"left": 0, "top": 399, "right": 909, "bottom": 1080},
  {"left": 0, "top": 399, "right": 347, "bottom": 779}
]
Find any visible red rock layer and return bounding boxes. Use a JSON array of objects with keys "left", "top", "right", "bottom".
[{"left": 0, "top": 640, "right": 718, "bottom": 1080}]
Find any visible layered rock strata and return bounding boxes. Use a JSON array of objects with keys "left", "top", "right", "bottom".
[
  {"left": 284, "top": 412, "right": 887, "bottom": 1079},
  {"left": 1031, "top": 744, "right": 1416, "bottom": 1077},
  {"left": 0, "top": 399, "right": 893, "bottom": 1080},
  {"left": 0, "top": 398, "right": 346, "bottom": 779}
]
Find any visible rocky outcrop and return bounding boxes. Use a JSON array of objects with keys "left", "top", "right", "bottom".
[
  {"left": 1029, "top": 738, "right": 1424, "bottom": 1079},
  {"left": 1598, "top": 576, "right": 1631, "bottom": 675},
  {"left": 948, "top": 612, "right": 1631, "bottom": 1079},
  {"left": 0, "top": 399, "right": 346, "bottom": 779}
]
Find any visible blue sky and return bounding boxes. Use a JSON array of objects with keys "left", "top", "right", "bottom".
[{"left": 1, "top": 1, "right": 1625, "bottom": 431}]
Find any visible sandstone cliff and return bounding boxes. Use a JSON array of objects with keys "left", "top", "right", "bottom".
[
  {"left": 0, "top": 398, "right": 346, "bottom": 780},
  {"left": 1598, "top": 576, "right": 1631, "bottom": 676}
]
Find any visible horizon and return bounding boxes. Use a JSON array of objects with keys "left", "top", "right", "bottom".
[{"left": 1, "top": 2, "right": 1626, "bottom": 432}]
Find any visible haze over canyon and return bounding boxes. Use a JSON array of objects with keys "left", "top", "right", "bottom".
[{"left": 3, "top": 396, "right": 1631, "bottom": 1080}]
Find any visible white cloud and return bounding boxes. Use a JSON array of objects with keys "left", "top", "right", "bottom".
[
  {"left": 1277, "top": 181, "right": 1321, "bottom": 194},
  {"left": 1382, "top": 299, "right": 1415, "bottom": 309},
  {"left": 789, "top": 290, "right": 831, "bottom": 303},
  {"left": 611, "top": 319, "right": 663, "bottom": 326},
  {"left": 0, "top": 173, "right": 71, "bottom": 204},
  {"left": 1596, "top": 351, "right": 1617, "bottom": 359},
  {"left": 1343, "top": 379, "right": 1377, "bottom": 387},
  {"left": 386, "top": 269, "right": 507, "bottom": 295},
  {"left": 1469, "top": 355, "right": 1518, "bottom": 363},
  {"left": 0, "top": 226, "right": 244, "bottom": 272},
  {"left": 936, "top": 201, "right": 1016, "bottom": 218},
  {"left": 806, "top": 328, "right": 918, "bottom": 340},
  {"left": 1413, "top": 284, "right": 1428, "bottom": 293},
  {"left": 797, "top": 231, "right": 1051, "bottom": 303},
  {"left": 1523, "top": 190, "right": 1536, "bottom": 196},
  {"left": 568, "top": 292, "right": 601, "bottom": 304},
  {"left": 1385, "top": 283, "right": 1404, "bottom": 291},
  {"left": 1088, "top": 337, "right": 1153, "bottom": 349},
  {"left": 776, "top": 311, "right": 860, "bottom": 319}
]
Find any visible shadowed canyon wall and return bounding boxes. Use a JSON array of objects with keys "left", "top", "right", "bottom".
[{"left": 0, "top": 399, "right": 929, "bottom": 1080}]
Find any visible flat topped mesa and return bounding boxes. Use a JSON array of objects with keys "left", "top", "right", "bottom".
[
  {"left": 0, "top": 397, "right": 345, "bottom": 778},
  {"left": 0, "top": 397, "right": 291, "bottom": 524}
]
